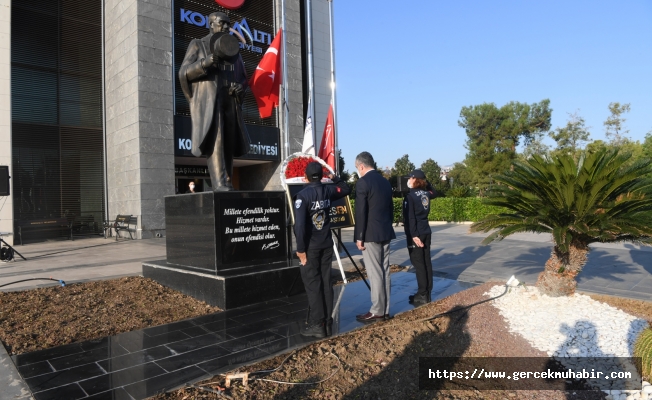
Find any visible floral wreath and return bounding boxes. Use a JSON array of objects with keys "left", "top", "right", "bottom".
[{"left": 280, "top": 152, "right": 334, "bottom": 186}]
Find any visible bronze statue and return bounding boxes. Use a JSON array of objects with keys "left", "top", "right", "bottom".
[{"left": 179, "top": 12, "right": 251, "bottom": 191}]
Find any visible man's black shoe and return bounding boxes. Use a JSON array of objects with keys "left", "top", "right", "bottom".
[
  {"left": 412, "top": 294, "right": 429, "bottom": 306},
  {"left": 325, "top": 321, "right": 333, "bottom": 337},
  {"left": 300, "top": 323, "right": 326, "bottom": 338},
  {"left": 408, "top": 294, "right": 417, "bottom": 303}
]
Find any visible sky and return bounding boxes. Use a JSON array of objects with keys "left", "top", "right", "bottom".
[{"left": 331, "top": 0, "right": 652, "bottom": 171}]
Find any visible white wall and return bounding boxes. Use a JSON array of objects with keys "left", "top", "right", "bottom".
[
  {"left": 310, "top": 0, "right": 334, "bottom": 156},
  {"left": 0, "top": 0, "right": 13, "bottom": 245}
]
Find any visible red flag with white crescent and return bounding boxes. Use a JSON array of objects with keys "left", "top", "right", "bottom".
[
  {"left": 249, "top": 28, "right": 282, "bottom": 119},
  {"left": 318, "top": 104, "right": 335, "bottom": 171}
]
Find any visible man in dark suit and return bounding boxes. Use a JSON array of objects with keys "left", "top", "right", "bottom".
[
  {"left": 353, "top": 151, "right": 396, "bottom": 322},
  {"left": 179, "top": 12, "right": 250, "bottom": 191}
]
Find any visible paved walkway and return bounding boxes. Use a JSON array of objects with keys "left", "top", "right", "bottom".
[
  {"left": 2, "top": 223, "right": 650, "bottom": 298},
  {"left": 1, "top": 223, "right": 651, "bottom": 399},
  {"left": 339, "top": 223, "right": 652, "bottom": 302},
  {"left": 0, "top": 237, "right": 166, "bottom": 291}
]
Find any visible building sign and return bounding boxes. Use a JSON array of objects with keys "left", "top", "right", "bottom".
[
  {"left": 173, "top": 0, "right": 278, "bottom": 127},
  {"left": 175, "top": 165, "right": 210, "bottom": 176},
  {"left": 215, "top": 0, "right": 245, "bottom": 10},
  {"left": 174, "top": 115, "right": 280, "bottom": 161},
  {"left": 179, "top": 9, "right": 271, "bottom": 54}
]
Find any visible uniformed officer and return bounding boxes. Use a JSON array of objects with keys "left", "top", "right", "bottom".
[
  {"left": 293, "top": 162, "right": 351, "bottom": 338},
  {"left": 403, "top": 169, "right": 435, "bottom": 306}
]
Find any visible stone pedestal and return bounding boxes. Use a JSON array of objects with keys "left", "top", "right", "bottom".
[{"left": 143, "top": 191, "right": 304, "bottom": 309}]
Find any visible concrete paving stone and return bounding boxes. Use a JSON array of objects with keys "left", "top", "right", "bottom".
[
  {"left": 579, "top": 286, "right": 652, "bottom": 302},
  {"left": 0, "top": 340, "right": 32, "bottom": 399},
  {"left": 631, "top": 278, "right": 652, "bottom": 290},
  {"left": 605, "top": 279, "right": 645, "bottom": 291},
  {"left": 629, "top": 285, "right": 652, "bottom": 294},
  {"left": 575, "top": 277, "right": 617, "bottom": 288}
]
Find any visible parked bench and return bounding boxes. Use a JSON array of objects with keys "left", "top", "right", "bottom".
[
  {"left": 112, "top": 215, "right": 138, "bottom": 241},
  {"left": 71, "top": 214, "right": 101, "bottom": 237},
  {"left": 16, "top": 218, "right": 73, "bottom": 245}
]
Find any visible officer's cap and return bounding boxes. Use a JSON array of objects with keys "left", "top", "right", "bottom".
[
  {"left": 408, "top": 169, "right": 426, "bottom": 179},
  {"left": 305, "top": 162, "right": 323, "bottom": 182}
]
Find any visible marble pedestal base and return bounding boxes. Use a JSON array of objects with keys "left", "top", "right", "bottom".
[
  {"left": 142, "top": 260, "right": 304, "bottom": 309},
  {"left": 143, "top": 191, "right": 302, "bottom": 309}
]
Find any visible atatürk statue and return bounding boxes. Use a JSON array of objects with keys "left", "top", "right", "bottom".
[{"left": 179, "top": 12, "right": 250, "bottom": 191}]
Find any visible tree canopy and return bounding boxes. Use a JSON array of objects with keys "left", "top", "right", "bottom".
[
  {"left": 392, "top": 154, "right": 415, "bottom": 177},
  {"left": 420, "top": 158, "right": 441, "bottom": 185},
  {"left": 459, "top": 99, "right": 552, "bottom": 193},
  {"left": 604, "top": 102, "right": 631, "bottom": 145}
]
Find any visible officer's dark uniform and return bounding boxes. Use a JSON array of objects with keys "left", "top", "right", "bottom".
[
  {"left": 403, "top": 179, "right": 435, "bottom": 302},
  {"left": 293, "top": 165, "right": 351, "bottom": 334}
]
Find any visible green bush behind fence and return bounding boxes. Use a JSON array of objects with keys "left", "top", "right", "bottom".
[{"left": 349, "top": 198, "right": 506, "bottom": 223}]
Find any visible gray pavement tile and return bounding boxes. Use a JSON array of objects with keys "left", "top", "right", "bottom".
[
  {"left": 606, "top": 279, "right": 647, "bottom": 291},
  {"left": 631, "top": 278, "right": 652, "bottom": 289},
  {"left": 579, "top": 286, "right": 652, "bottom": 302},
  {"left": 575, "top": 277, "right": 614, "bottom": 288},
  {"left": 629, "top": 285, "right": 652, "bottom": 294}
]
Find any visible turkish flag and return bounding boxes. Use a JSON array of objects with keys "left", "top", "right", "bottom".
[
  {"left": 318, "top": 104, "right": 336, "bottom": 171},
  {"left": 249, "top": 28, "right": 282, "bottom": 119}
]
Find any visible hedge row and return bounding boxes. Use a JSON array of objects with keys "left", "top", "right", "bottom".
[{"left": 349, "top": 197, "right": 506, "bottom": 223}]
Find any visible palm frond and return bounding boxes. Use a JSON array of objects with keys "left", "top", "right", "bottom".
[{"left": 474, "top": 148, "right": 652, "bottom": 250}]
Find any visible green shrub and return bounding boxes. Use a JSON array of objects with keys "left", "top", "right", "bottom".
[
  {"left": 348, "top": 199, "right": 403, "bottom": 223},
  {"left": 635, "top": 328, "right": 652, "bottom": 381},
  {"left": 393, "top": 198, "right": 402, "bottom": 223},
  {"left": 349, "top": 197, "right": 505, "bottom": 223},
  {"left": 447, "top": 186, "right": 472, "bottom": 198},
  {"left": 428, "top": 197, "right": 506, "bottom": 222}
]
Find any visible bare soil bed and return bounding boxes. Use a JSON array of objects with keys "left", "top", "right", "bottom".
[
  {"left": 156, "top": 285, "right": 652, "bottom": 400},
  {"left": 0, "top": 276, "right": 221, "bottom": 355},
  {"left": 1, "top": 276, "right": 650, "bottom": 399}
]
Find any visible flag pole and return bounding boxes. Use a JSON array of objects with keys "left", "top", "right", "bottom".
[
  {"left": 327, "top": 0, "right": 339, "bottom": 174},
  {"left": 281, "top": 0, "right": 289, "bottom": 159},
  {"left": 305, "top": 0, "right": 317, "bottom": 149}
]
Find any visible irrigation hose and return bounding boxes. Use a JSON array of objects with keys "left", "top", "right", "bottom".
[
  {"left": 187, "top": 384, "right": 232, "bottom": 399},
  {"left": 255, "top": 352, "right": 342, "bottom": 385},
  {"left": 211, "top": 284, "right": 511, "bottom": 391},
  {"left": 0, "top": 278, "right": 66, "bottom": 289},
  {"left": 207, "top": 349, "right": 343, "bottom": 390},
  {"left": 333, "top": 283, "right": 512, "bottom": 336},
  {"left": 424, "top": 284, "right": 510, "bottom": 321}
]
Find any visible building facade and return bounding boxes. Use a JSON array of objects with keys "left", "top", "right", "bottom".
[{"left": 1, "top": 0, "right": 335, "bottom": 244}]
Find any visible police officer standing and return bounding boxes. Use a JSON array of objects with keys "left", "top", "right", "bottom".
[
  {"left": 293, "top": 162, "right": 351, "bottom": 338},
  {"left": 403, "top": 169, "right": 435, "bottom": 306}
]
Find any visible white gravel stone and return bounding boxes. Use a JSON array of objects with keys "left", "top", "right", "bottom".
[
  {"left": 485, "top": 285, "right": 649, "bottom": 395},
  {"left": 485, "top": 285, "right": 648, "bottom": 358}
]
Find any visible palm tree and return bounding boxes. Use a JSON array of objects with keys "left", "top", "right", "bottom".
[{"left": 471, "top": 149, "right": 652, "bottom": 297}]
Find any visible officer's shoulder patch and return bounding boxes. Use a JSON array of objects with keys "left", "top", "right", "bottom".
[{"left": 295, "top": 199, "right": 302, "bottom": 209}]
